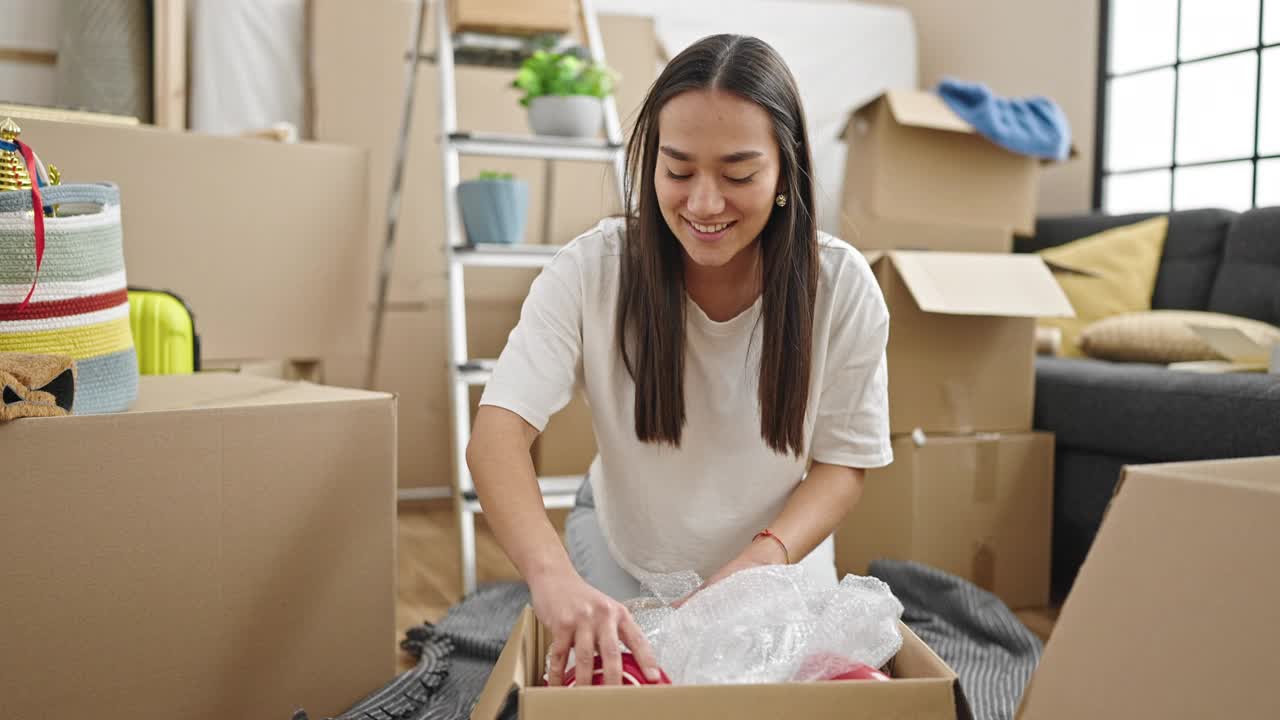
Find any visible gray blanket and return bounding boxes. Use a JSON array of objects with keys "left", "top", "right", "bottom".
[{"left": 869, "top": 559, "right": 1042, "bottom": 720}]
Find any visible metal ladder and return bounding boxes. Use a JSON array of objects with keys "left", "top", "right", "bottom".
[{"left": 367, "top": 0, "right": 627, "bottom": 595}]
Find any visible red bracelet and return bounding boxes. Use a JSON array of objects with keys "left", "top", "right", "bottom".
[{"left": 753, "top": 528, "right": 790, "bottom": 565}]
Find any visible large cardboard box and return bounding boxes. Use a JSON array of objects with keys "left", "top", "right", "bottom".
[
  {"left": 0, "top": 374, "right": 397, "bottom": 720},
  {"left": 840, "top": 89, "right": 1070, "bottom": 251},
  {"left": 836, "top": 432, "right": 1055, "bottom": 610},
  {"left": 472, "top": 607, "right": 969, "bottom": 720},
  {"left": 1016, "top": 456, "right": 1280, "bottom": 718},
  {"left": 17, "top": 117, "right": 372, "bottom": 363},
  {"left": 869, "top": 251, "right": 1074, "bottom": 434}
]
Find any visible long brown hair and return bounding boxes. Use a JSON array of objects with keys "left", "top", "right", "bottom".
[{"left": 616, "top": 34, "right": 818, "bottom": 457}]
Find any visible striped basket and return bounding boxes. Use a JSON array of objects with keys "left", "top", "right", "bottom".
[{"left": 0, "top": 183, "right": 138, "bottom": 413}]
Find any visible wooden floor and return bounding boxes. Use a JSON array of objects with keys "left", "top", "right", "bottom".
[{"left": 394, "top": 505, "right": 568, "bottom": 669}]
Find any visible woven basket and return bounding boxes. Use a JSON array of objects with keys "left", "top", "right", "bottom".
[{"left": 0, "top": 183, "right": 138, "bottom": 413}]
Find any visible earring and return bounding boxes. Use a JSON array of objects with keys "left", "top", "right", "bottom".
[{"left": 775, "top": 194, "right": 787, "bottom": 207}]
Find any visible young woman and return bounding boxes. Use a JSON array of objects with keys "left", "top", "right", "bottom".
[{"left": 466, "top": 34, "right": 891, "bottom": 687}]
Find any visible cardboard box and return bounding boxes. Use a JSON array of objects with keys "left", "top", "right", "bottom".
[
  {"left": 868, "top": 251, "right": 1074, "bottom": 434},
  {"left": 18, "top": 117, "right": 372, "bottom": 362},
  {"left": 450, "top": 0, "right": 575, "bottom": 36},
  {"left": 836, "top": 432, "right": 1055, "bottom": 610},
  {"left": 472, "top": 607, "right": 970, "bottom": 720},
  {"left": 0, "top": 374, "right": 397, "bottom": 720},
  {"left": 840, "top": 89, "right": 1071, "bottom": 249},
  {"left": 1016, "top": 456, "right": 1280, "bottom": 719}
]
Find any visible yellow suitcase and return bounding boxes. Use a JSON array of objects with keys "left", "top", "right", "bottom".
[{"left": 127, "top": 288, "right": 201, "bottom": 375}]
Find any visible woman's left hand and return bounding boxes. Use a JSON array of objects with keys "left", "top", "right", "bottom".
[{"left": 674, "top": 536, "right": 788, "bottom": 607}]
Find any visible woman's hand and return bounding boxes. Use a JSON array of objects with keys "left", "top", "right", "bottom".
[
  {"left": 674, "top": 536, "right": 787, "bottom": 607},
  {"left": 528, "top": 566, "right": 662, "bottom": 687}
]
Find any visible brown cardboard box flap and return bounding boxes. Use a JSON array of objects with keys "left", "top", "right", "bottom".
[
  {"left": 474, "top": 608, "right": 970, "bottom": 720},
  {"left": 472, "top": 607, "right": 539, "bottom": 720},
  {"left": 844, "top": 89, "right": 1079, "bottom": 161},
  {"left": 881, "top": 89, "right": 975, "bottom": 135},
  {"left": 845, "top": 89, "right": 971, "bottom": 137},
  {"left": 1017, "top": 456, "right": 1280, "bottom": 719},
  {"left": 888, "top": 251, "right": 1075, "bottom": 318}
]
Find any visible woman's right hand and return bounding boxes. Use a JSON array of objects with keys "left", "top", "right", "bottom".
[{"left": 529, "top": 567, "right": 662, "bottom": 687}]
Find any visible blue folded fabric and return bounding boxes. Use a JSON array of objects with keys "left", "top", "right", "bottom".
[{"left": 937, "top": 78, "right": 1072, "bottom": 161}]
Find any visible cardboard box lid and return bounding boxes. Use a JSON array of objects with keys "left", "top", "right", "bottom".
[
  {"left": 1189, "top": 324, "right": 1275, "bottom": 363},
  {"left": 1017, "top": 456, "right": 1280, "bottom": 719},
  {"left": 127, "top": 372, "right": 392, "bottom": 414},
  {"left": 884, "top": 251, "right": 1075, "bottom": 319},
  {"left": 473, "top": 607, "right": 970, "bottom": 720},
  {"left": 843, "top": 89, "right": 1078, "bottom": 161}
]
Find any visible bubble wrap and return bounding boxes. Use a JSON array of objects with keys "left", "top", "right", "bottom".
[{"left": 623, "top": 566, "right": 904, "bottom": 685}]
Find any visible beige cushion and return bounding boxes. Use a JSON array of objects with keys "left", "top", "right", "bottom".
[{"left": 1080, "top": 310, "right": 1280, "bottom": 363}]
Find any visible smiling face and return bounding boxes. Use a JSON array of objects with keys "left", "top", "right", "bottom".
[{"left": 654, "top": 88, "right": 782, "bottom": 274}]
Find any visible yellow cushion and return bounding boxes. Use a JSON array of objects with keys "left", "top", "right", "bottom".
[
  {"left": 1037, "top": 216, "right": 1168, "bottom": 357},
  {"left": 1080, "top": 310, "right": 1280, "bottom": 363}
]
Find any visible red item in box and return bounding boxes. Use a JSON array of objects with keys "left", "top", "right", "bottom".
[{"left": 563, "top": 653, "right": 671, "bottom": 686}]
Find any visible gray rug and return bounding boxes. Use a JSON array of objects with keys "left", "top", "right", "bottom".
[{"left": 869, "top": 559, "right": 1042, "bottom": 720}]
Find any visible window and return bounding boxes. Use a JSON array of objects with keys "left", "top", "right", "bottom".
[{"left": 1096, "top": 0, "right": 1279, "bottom": 212}]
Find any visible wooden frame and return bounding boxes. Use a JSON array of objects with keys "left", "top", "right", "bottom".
[{"left": 152, "top": 0, "right": 187, "bottom": 130}]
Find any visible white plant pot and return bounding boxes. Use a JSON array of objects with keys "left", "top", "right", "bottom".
[{"left": 528, "top": 95, "right": 604, "bottom": 138}]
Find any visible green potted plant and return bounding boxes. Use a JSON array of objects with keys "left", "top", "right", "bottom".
[
  {"left": 512, "top": 47, "right": 617, "bottom": 138},
  {"left": 456, "top": 170, "right": 529, "bottom": 246}
]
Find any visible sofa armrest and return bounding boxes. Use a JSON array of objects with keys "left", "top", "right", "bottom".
[{"left": 1034, "top": 356, "right": 1280, "bottom": 461}]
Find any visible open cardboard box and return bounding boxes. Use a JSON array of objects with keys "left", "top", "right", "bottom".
[
  {"left": 866, "top": 251, "right": 1075, "bottom": 434},
  {"left": 840, "top": 88, "right": 1075, "bottom": 251},
  {"left": 471, "top": 608, "right": 973, "bottom": 720},
  {"left": 1016, "top": 455, "right": 1280, "bottom": 718}
]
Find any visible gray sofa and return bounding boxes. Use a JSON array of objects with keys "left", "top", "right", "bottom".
[{"left": 1015, "top": 206, "right": 1280, "bottom": 602}]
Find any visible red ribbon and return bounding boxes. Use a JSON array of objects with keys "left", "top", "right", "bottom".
[{"left": 14, "top": 139, "right": 45, "bottom": 312}]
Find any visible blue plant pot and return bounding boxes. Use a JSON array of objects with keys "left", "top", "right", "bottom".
[{"left": 456, "top": 178, "right": 529, "bottom": 245}]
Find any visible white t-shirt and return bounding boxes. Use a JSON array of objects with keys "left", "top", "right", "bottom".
[{"left": 479, "top": 217, "right": 892, "bottom": 586}]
